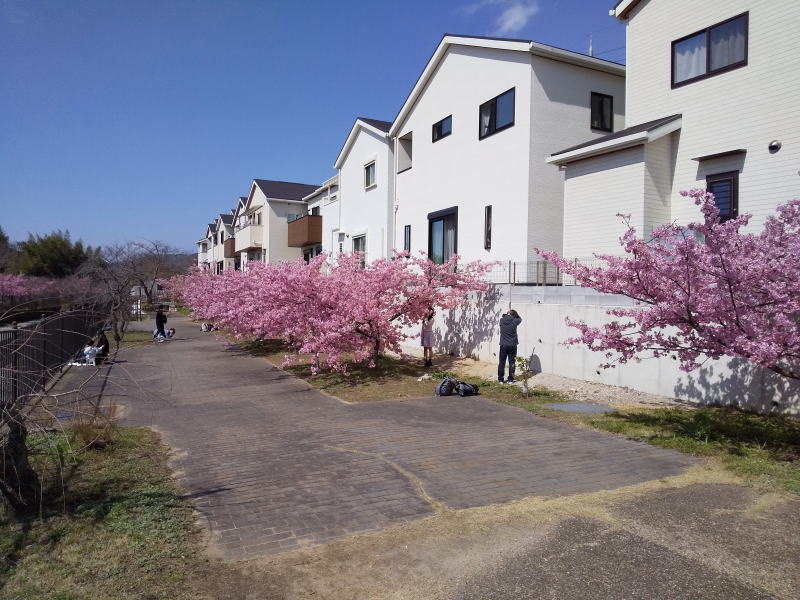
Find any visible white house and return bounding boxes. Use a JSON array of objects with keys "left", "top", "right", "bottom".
[
  {"left": 548, "top": 0, "right": 800, "bottom": 259},
  {"left": 332, "top": 118, "right": 395, "bottom": 263},
  {"left": 234, "top": 179, "right": 319, "bottom": 270},
  {"left": 391, "top": 34, "right": 625, "bottom": 281},
  {"left": 297, "top": 174, "right": 338, "bottom": 262}
]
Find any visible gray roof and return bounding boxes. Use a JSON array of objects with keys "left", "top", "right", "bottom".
[
  {"left": 550, "top": 114, "right": 682, "bottom": 156},
  {"left": 254, "top": 179, "right": 319, "bottom": 201},
  {"left": 358, "top": 117, "right": 393, "bottom": 132},
  {"left": 219, "top": 214, "right": 233, "bottom": 225},
  {"left": 207, "top": 222, "right": 217, "bottom": 233}
]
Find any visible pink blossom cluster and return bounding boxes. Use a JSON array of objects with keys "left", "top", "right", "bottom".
[
  {"left": 0, "top": 274, "right": 55, "bottom": 298},
  {"left": 167, "top": 252, "right": 489, "bottom": 373},
  {"left": 537, "top": 190, "right": 800, "bottom": 380}
]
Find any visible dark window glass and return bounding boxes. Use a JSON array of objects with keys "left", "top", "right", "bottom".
[
  {"left": 311, "top": 206, "right": 320, "bottom": 216},
  {"left": 432, "top": 115, "right": 452, "bottom": 142},
  {"left": 706, "top": 171, "right": 738, "bottom": 222},
  {"left": 672, "top": 13, "right": 747, "bottom": 87},
  {"left": 479, "top": 88, "right": 515, "bottom": 139},
  {"left": 403, "top": 225, "right": 411, "bottom": 252},
  {"left": 364, "top": 162, "right": 376, "bottom": 188},
  {"left": 428, "top": 210, "right": 457, "bottom": 265},
  {"left": 484, "top": 206, "right": 492, "bottom": 250},
  {"left": 590, "top": 92, "right": 613, "bottom": 132}
]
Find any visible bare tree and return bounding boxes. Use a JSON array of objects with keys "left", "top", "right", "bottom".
[{"left": 126, "top": 240, "right": 187, "bottom": 306}]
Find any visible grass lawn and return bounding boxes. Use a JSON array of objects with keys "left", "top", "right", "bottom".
[
  {"left": 242, "top": 339, "right": 800, "bottom": 495},
  {"left": 241, "top": 339, "right": 563, "bottom": 404},
  {"left": 0, "top": 428, "right": 239, "bottom": 599}
]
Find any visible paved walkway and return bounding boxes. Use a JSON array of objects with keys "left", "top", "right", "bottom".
[{"left": 98, "top": 316, "right": 694, "bottom": 560}]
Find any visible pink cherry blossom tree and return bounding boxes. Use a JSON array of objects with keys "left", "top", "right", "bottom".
[
  {"left": 537, "top": 189, "right": 800, "bottom": 381},
  {"left": 167, "top": 252, "right": 490, "bottom": 372}
]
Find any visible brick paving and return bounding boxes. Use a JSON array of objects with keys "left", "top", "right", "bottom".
[{"left": 99, "top": 316, "right": 694, "bottom": 560}]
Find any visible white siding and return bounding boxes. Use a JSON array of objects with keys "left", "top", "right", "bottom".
[
  {"left": 338, "top": 127, "right": 393, "bottom": 260},
  {"left": 530, "top": 55, "right": 626, "bottom": 256},
  {"left": 625, "top": 0, "right": 800, "bottom": 228},
  {"left": 642, "top": 132, "right": 675, "bottom": 235},
  {"left": 562, "top": 146, "right": 646, "bottom": 258},
  {"left": 266, "top": 201, "right": 304, "bottom": 263},
  {"left": 394, "top": 45, "right": 534, "bottom": 264}
]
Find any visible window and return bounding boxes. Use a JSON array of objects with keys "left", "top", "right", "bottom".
[
  {"left": 672, "top": 13, "right": 747, "bottom": 87},
  {"left": 403, "top": 225, "right": 411, "bottom": 252},
  {"left": 397, "top": 132, "right": 413, "bottom": 173},
  {"left": 287, "top": 213, "right": 300, "bottom": 222},
  {"left": 484, "top": 206, "right": 492, "bottom": 250},
  {"left": 428, "top": 207, "right": 457, "bottom": 265},
  {"left": 706, "top": 171, "right": 738, "bottom": 222},
  {"left": 432, "top": 115, "right": 452, "bottom": 142},
  {"left": 352, "top": 235, "right": 367, "bottom": 268},
  {"left": 311, "top": 206, "right": 320, "bottom": 216},
  {"left": 364, "top": 161, "right": 376, "bottom": 188},
  {"left": 590, "top": 92, "right": 613, "bottom": 132},
  {"left": 479, "top": 88, "right": 515, "bottom": 139}
]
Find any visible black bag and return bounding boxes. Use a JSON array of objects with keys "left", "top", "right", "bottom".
[
  {"left": 457, "top": 381, "right": 479, "bottom": 397},
  {"left": 435, "top": 377, "right": 458, "bottom": 396}
]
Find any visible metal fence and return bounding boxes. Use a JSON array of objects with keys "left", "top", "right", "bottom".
[
  {"left": 485, "top": 258, "right": 608, "bottom": 286},
  {"left": 486, "top": 260, "right": 564, "bottom": 285},
  {"left": 0, "top": 311, "right": 99, "bottom": 405}
]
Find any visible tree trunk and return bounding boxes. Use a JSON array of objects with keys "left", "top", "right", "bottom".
[{"left": 0, "top": 418, "right": 41, "bottom": 519}]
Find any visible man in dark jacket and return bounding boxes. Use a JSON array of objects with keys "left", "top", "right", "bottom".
[
  {"left": 155, "top": 307, "right": 167, "bottom": 338},
  {"left": 498, "top": 309, "right": 522, "bottom": 383}
]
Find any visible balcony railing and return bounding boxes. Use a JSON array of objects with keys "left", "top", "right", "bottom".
[
  {"left": 287, "top": 215, "right": 322, "bottom": 247},
  {"left": 234, "top": 224, "right": 263, "bottom": 253}
]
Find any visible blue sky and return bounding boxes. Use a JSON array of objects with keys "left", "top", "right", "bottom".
[{"left": 0, "top": 0, "right": 625, "bottom": 252}]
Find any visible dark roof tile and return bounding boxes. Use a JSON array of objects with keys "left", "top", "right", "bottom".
[
  {"left": 253, "top": 179, "right": 319, "bottom": 201},
  {"left": 550, "top": 114, "right": 682, "bottom": 156}
]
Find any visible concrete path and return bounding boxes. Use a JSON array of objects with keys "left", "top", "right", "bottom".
[{"left": 97, "top": 316, "right": 694, "bottom": 560}]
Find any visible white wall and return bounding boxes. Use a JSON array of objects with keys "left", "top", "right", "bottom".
[
  {"left": 338, "top": 127, "right": 393, "bottom": 261},
  {"left": 625, "top": 0, "right": 800, "bottom": 228},
  {"left": 266, "top": 200, "right": 304, "bottom": 263},
  {"left": 530, "top": 55, "right": 626, "bottom": 257},
  {"left": 394, "top": 45, "right": 534, "bottom": 264},
  {"left": 400, "top": 285, "right": 800, "bottom": 415},
  {"left": 562, "top": 146, "right": 646, "bottom": 258}
]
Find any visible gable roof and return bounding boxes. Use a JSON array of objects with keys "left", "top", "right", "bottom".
[
  {"left": 253, "top": 179, "right": 319, "bottom": 201},
  {"left": 389, "top": 33, "right": 625, "bottom": 137},
  {"left": 334, "top": 117, "right": 392, "bottom": 169},
  {"left": 205, "top": 222, "right": 217, "bottom": 236},
  {"left": 358, "top": 117, "right": 392, "bottom": 133},
  {"left": 218, "top": 214, "right": 233, "bottom": 225},
  {"left": 546, "top": 114, "right": 682, "bottom": 165}
]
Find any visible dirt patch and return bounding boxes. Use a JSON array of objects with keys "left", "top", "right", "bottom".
[{"left": 227, "top": 463, "right": 796, "bottom": 600}]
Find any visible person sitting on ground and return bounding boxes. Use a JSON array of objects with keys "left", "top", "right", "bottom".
[{"left": 94, "top": 330, "right": 110, "bottom": 364}]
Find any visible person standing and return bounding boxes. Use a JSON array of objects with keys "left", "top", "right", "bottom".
[
  {"left": 155, "top": 306, "right": 167, "bottom": 338},
  {"left": 498, "top": 309, "right": 521, "bottom": 383},
  {"left": 421, "top": 309, "right": 435, "bottom": 368}
]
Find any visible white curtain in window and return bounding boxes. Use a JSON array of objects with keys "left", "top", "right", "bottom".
[
  {"left": 480, "top": 104, "right": 492, "bottom": 136},
  {"left": 710, "top": 18, "right": 745, "bottom": 70},
  {"left": 674, "top": 33, "right": 706, "bottom": 82},
  {"left": 443, "top": 217, "right": 456, "bottom": 262}
]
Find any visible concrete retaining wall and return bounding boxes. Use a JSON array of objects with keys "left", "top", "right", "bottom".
[{"left": 401, "top": 285, "right": 800, "bottom": 415}]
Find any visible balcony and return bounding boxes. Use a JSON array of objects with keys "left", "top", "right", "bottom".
[
  {"left": 223, "top": 237, "right": 236, "bottom": 258},
  {"left": 235, "top": 224, "right": 263, "bottom": 253},
  {"left": 287, "top": 215, "right": 322, "bottom": 247}
]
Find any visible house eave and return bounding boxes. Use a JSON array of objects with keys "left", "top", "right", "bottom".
[
  {"left": 334, "top": 120, "right": 389, "bottom": 169},
  {"left": 547, "top": 118, "right": 682, "bottom": 166},
  {"left": 610, "top": 0, "right": 642, "bottom": 20}
]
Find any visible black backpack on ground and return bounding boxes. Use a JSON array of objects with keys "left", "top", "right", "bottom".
[
  {"left": 435, "top": 377, "right": 479, "bottom": 397},
  {"left": 435, "top": 377, "right": 458, "bottom": 396},
  {"left": 457, "top": 381, "right": 479, "bottom": 397}
]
